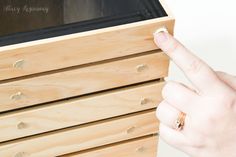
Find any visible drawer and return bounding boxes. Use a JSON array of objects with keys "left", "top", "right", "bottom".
[
  {"left": 0, "top": 0, "right": 174, "bottom": 81},
  {"left": 0, "top": 111, "right": 158, "bottom": 157},
  {"left": 0, "top": 81, "right": 164, "bottom": 142},
  {"left": 63, "top": 135, "right": 158, "bottom": 157},
  {"left": 0, "top": 1, "right": 174, "bottom": 156},
  {"left": 0, "top": 52, "right": 168, "bottom": 112}
]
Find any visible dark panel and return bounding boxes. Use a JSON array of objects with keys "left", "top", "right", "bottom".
[
  {"left": 0, "top": 0, "right": 63, "bottom": 36},
  {"left": 0, "top": 0, "right": 167, "bottom": 46}
]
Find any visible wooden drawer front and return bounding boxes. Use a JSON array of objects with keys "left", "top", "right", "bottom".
[
  {"left": 0, "top": 81, "right": 163, "bottom": 142},
  {"left": 0, "top": 18, "right": 174, "bottom": 81},
  {"left": 0, "top": 52, "right": 168, "bottom": 112},
  {"left": 64, "top": 136, "right": 158, "bottom": 157},
  {"left": 0, "top": 111, "right": 158, "bottom": 157}
]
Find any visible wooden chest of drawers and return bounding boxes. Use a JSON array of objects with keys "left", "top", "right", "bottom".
[{"left": 0, "top": 0, "right": 174, "bottom": 156}]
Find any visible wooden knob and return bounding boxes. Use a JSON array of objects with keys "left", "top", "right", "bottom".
[
  {"left": 136, "top": 64, "right": 148, "bottom": 72},
  {"left": 140, "top": 98, "right": 149, "bottom": 105},
  {"left": 136, "top": 146, "right": 146, "bottom": 153},
  {"left": 17, "top": 122, "right": 27, "bottom": 130},
  {"left": 13, "top": 59, "right": 25, "bottom": 69},
  {"left": 14, "top": 152, "right": 28, "bottom": 157},
  {"left": 11, "top": 92, "right": 23, "bottom": 100},
  {"left": 126, "top": 126, "right": 136, "bottom": 134}
]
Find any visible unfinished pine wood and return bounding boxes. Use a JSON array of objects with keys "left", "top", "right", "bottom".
[
  {"left": 0, "top": 111, "right": 158, "bottom": 157},
  {"left": 0, "top": 16, "right": 174, "bottom": 81},
  {"left": 0, "top": 81, "right": 164, "bottom": 142},
  {"left": 63, "top": 136, "right": 158, "bottom": 157},
  {"left": 0, "top": 52, "right": 169, "bottom": 112}
]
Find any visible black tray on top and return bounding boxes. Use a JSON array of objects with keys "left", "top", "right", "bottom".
[{"left": 0, "top": 0, "right": 167, "bottom": 46}]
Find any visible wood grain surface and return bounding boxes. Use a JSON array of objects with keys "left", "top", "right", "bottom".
[
  {"left": 0, "top": 111, "right": 158, "bottom": 157},
  {"left": 0, "top": 52, "right": 169, "bottom": 112},
  {"left": 63, "top": 135, "right": 158, "bottom": 157},
  {"left": 0, "top": 81, "right": 164, "bottom": 142},
  {"left": 0, "top": 17, "right": 174, "bottom": 81}
]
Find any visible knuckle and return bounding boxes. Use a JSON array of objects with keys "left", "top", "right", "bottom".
[
  {"left": 185, "top": 59, "right": 203, "bottom": 74},
  {"left": 162, "top": 81, "right": 180, "bottom": 99},
  {"left": 157, "top": 100, "right": 167, "bottom": 111},
  {"left": 162, "top": 82, "right": 174, "bottom": 99}
]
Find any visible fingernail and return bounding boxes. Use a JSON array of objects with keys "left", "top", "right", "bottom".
[{"left": 154, "top": 32, "right": 168, "bottom": 45}]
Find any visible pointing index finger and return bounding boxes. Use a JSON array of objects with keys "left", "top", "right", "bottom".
[{"left": 153, "top": 32, "right": 221, "bottom": 93}]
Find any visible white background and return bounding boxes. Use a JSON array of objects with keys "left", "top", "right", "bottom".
[{"left": 158, "top": 0, "right": 236, "bottom": 156}]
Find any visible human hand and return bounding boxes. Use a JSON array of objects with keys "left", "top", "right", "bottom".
[{"left": 154, "top": 32, "right": 236, "bottom": 157}]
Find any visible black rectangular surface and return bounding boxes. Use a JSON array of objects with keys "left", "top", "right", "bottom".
[{"left": 0, "top": 0, "right": 167, "bottom": 46}]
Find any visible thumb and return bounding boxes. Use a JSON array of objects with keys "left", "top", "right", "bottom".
[{"left": 216, "top": 71, "right": 236, "bottom": 90}]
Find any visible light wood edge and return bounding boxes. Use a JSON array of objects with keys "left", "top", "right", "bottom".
[{"left": 63, "top": 135, "right": 158, "bottom": 157}]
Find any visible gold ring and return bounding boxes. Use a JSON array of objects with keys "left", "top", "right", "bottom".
[{"left": 174, "top": 112, "right": 186, "bottom": 131}]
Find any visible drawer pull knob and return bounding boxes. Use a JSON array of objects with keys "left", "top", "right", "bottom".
[
  {"left": 136, "top": 64, "right": 148, "bottom": 72},
  {"left": 17, "top": 122, "right": 27, "bottom": 129},
  {"left": 154, "top": 26, "right": 168, "bottom": 35},
  {"left": 11, "top": 92, "right": 23, "bottom": 100},
  {"left": 126, "top": 126, "right": 136, "bottom": 134},
  {"left": 13, "top": 59, "right": 25, "bottom": 69},
  {"left": 140, "top": 98, "right": 149, "bottom": 105},
  {"left": 15, "top": 152, "right": 28, "bottom": 157},
  {"left": 136, "top": 146, "right": 146, "bottom": 153}
]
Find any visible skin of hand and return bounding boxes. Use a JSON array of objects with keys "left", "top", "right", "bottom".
[{"left": 153, "top": 32, "right": 236, "bottom": 157}]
